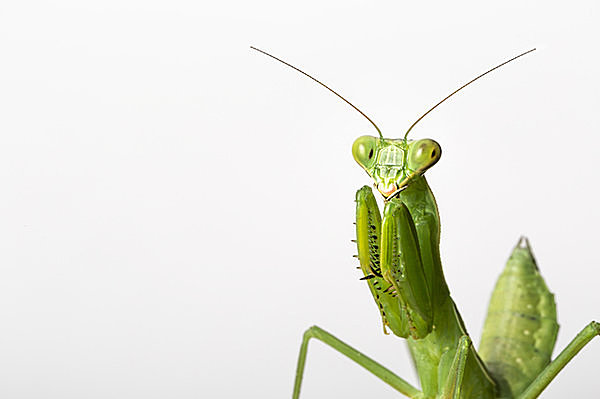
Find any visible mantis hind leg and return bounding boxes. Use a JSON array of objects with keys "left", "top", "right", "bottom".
[
  {"left": 517, "top": 321, "right": 600, "bottom": 399},
  {"left": 292, "top": 325, "right": 422, "bottom": 398}
]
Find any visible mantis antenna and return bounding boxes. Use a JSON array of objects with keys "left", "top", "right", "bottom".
[
  {"left": 250, "top": 46, "right": 384, "bottom": 139},
  {"left": 403, "top": 48, "right": 536, "bottom": 140}
]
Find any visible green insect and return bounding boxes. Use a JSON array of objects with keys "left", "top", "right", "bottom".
[{"left": 251, "top": 47, "right": 599, "bottom": 398}]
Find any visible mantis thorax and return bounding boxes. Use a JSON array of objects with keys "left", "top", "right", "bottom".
[{"left": 352, "top": 135, "right": 441, "bottom": 199}]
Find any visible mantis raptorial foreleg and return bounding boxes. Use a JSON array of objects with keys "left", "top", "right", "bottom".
[
  {"left": 356, "top": 185, "right": 434, "bottom": 340},
  {"left": 381, "top": 198, "right": 433, "bottom": 338},
  {"left": 294, "top": 184, "right": 493, "bottom": 398}
]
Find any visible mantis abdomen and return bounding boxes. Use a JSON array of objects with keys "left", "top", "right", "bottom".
[{"left": 479, "top": 239, "right": 559, "bottom": 397}]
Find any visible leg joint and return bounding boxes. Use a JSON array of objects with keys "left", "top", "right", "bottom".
[{"left": 591, "top": 321, "right": 600, "bottom": 335}]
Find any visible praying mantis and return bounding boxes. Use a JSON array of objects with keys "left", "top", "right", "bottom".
[{"left": 251, "top": 47, "right": 599, "bottom": 398}]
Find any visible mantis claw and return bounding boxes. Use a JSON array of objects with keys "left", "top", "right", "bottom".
[{"left": 381, "top": 199, "right": 433, "bottom": 339}]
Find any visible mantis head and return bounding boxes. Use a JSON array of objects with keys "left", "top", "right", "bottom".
[
  {"left": 352, "top": 136, "right": 441, "bottom": 199},
  {"left": 251, "top": 47, "right": 534, "bottom": 200}
]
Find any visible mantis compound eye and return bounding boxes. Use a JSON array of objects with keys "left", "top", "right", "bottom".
[
  {"left": 407, "top": 139, "right": 441, "bottom": 173},
  {"left": 352, "top": 135, "right": 378, "bottom": 170}
]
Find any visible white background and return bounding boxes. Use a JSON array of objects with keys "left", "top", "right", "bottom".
[{"left": 1, "top": 1, "right": 599, "bottom": 398}]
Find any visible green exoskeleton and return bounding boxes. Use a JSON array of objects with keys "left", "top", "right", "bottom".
[{"left": 251, "top": 47, "right": 600, "bottom": 398}]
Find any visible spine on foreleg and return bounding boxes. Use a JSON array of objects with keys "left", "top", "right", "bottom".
[{"left": 479, "top": 238, "right": 559, "bottom": 397}]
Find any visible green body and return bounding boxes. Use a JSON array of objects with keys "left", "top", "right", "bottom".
[
  {"left": 292, "top": 134, "right": 599, "bottom": 399},
  {"left": 354, "top": 137, "right": 498, "bottom": 398},
  {"left": 251, "top": 46, "right": 599, "bottom": 399}
]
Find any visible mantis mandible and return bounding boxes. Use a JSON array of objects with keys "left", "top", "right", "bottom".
[{"left": 251, "top": 47, "right": 600, "bottom": 398}]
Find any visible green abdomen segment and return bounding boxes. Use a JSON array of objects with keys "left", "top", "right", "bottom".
[{"left": 479, "top": 238, "right": 559, "bottom": 397}]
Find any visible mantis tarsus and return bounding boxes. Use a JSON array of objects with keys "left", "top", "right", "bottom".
[{"left": 252, "top": 47, "right": 600, "bottom": 398}]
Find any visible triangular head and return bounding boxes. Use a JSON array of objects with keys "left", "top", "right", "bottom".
[{"left": 352, "top": 136, "right": 441, "bottom": 199}]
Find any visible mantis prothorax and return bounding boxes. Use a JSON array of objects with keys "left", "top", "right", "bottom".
[{"left": 251, "top": 47, "right": 600, "bottom": 398}]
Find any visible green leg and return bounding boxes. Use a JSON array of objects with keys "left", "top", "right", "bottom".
[
  {"left": 381, "top": 199, "right": 433, "bottom": 339},
  {"left": 518, "top": 321, "right": 600, "bottom": 399},
  {"left": 292, "top": 325, "right": 422, "bottom": 399},
  {"left": 440, "top": 336, "right": 471, "bottom": 399}
]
